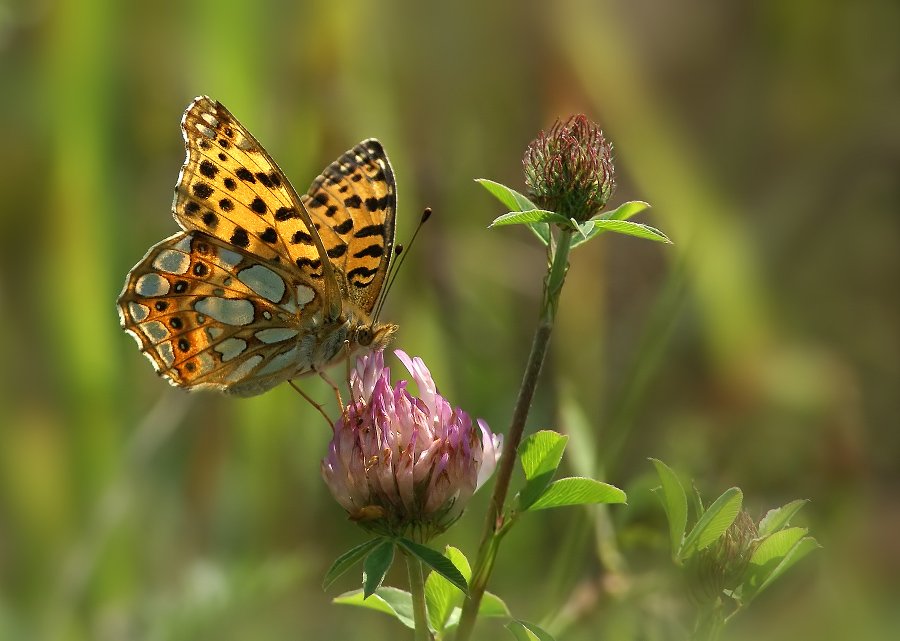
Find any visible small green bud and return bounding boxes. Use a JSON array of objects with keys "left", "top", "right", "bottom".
[{"left": 686, "top": 510, "right": 759, "bottom": 604}]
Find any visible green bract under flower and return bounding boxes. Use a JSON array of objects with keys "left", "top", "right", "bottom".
[
  {"left": 523, "top": 114, "right": 615, "bottom": 222},
  {"left": 321, "top": 350, "right": 502, "bottom": 542}
]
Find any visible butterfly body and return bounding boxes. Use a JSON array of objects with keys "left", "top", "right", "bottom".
[{"left": 118, "top": 97, "right": 397, "bottom": 396}]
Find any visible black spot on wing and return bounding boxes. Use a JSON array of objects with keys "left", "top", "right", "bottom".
[
  {"left": 354, "top": 224, "right": 385, "bottom": 238},
  {"left": 250, "top": 197, "right": 267, "bottom": 214},
  {"left": 292, "top": 230, "right": 313, "bottom": 244},
  {"left": 354, "top": 244, "right": 384, "bottom": 259},
  {"left": 347, "top": 266, "right": 379, "bottom": 284},
  {"left": 327, "top": 244, "right": 347, "bottom": 258},
  {"left": 199, "top": 160, "right": 218, "bottom": 178},
  {"left": 275, "top": 207, "right": 297, "bottom": 221},
  {"left": 231, "top": 227, "right": 249, "bottom": 248},
  {"left": 192, "top": 183, "right": 213, "bottom": 199},
  {"left": 333, "top": 219, "right": 353, "bottom": 234},
  {"left": 364, "top": 195, "right": 395, "bottom": 212}
]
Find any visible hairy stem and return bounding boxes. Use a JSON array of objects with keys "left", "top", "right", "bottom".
[
  {"left": 406, "top": 553, "right": 430, "bottom": 641},
  {"left": 455, "top": 229, "right": 574, "bottom": 640}
]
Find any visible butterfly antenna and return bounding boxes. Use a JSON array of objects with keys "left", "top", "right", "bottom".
[{"left": 374, "top": 207, "right": 432, "bottom": 321}]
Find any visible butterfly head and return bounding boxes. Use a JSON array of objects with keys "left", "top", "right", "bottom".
[{"left": 354, "top": 321, "right": 399, "bottom": 353}]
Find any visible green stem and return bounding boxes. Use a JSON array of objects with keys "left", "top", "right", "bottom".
[
  {"left": 455, "top": 228, "right": 574, "bottom": 641},
  {"left": 693, "top": 600, "right": 726, "bottom": 641},
  {"left": 406, "top": 553, "right": 430, "bottom": 641}
]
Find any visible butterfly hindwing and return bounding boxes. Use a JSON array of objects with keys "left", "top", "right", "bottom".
[{"left": 117, "top": 231, "right": 326, "bottom": 395}]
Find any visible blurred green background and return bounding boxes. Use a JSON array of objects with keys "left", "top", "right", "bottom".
[{"left": 1, "top": 0, "right": 897, "bottom": 639}]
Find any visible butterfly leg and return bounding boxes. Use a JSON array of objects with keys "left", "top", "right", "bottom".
[
  {"left": 288, "top": 380, "right": 334, "bottom": 430},
  {"left": 318, "top": 368, "right": 344, "bottom": 409}
]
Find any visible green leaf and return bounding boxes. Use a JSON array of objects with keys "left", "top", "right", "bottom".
[
  {"left": 527, "top": 222, "right": 552, "bottom": 246},
  {"left": 520, "top": 431, "right": 569, "bottom": 480},
  {"left": 322, "top": 538, "right": 384, "bottom": 590},
  {"left": 751, "top": 527, "right": 809, "bottom": 566},
  {"left": 517, "top": 431, "right": 568, "bottom": 509},
  {"left": 477, "top": 591, "right": 511, "bottom": 618},
  {"left": 690, "top": 481, "right": 705, "bottom": 518},
  {"left": 650, "top": 458, "right": 688, "bottom": 557},
  {"left": 333, "top": 587, "right": 416, "bottom": 629},
  {"left": 593, "top": 200, "right": 650, "bottom": 221},
  {"left": 526, "top": 477, "right": 626, "bottom": 511},
  {"left": 489, "top": 209, "right": 571, "bottom": 228},
  {"left": 743, "top": 535, "right": 820, "bottom": 602},
  {"left": 577, "top": 220, "right": 596, "bottom": 238},
  {"left": 363, "top": 540, "right": 395, "bottom": 599},
  {"left": 475, "top": 179, "right": 549, "bottom": 245},
  {"left": 475, "top": 178, "right": 538, "bottom": 212},
  {"left": 445, "top": 591, "right": 511, "bottom": 628},
  {"left": 680, "top": 488, "right": 743, "bottom": 560},
  {"left": 506, "top": 620, "right": 556, "bottom": 641},
  {"left": 425, "top": 546, "right": 471, "bottom": 633},
  {"left": 398, "top": 539, "right": 468, "bottom": 595},
  {"left": 758, "top": 499, "right": 809, "bottom": 537},
  {"left": 572, "top": 219, "right": 671, "bottom": 248}
]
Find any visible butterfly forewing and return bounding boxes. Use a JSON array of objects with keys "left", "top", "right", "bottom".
[{"left": 119, "top": 96, "right": 398, "bottom": 395}]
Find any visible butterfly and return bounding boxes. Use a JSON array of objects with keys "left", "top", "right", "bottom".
[{"left": 117, "top": 96, "right": 398, "bottom": 397}]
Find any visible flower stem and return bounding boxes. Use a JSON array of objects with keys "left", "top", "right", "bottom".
[
  {"left": 406, "top": 552, "right": 430, "bottom": 641},
  {"left": 455, "top": 228, "right": 574, "bottom": 641},
  {"left": 694, "top": 600, "right": 727, "bottom": 641}
]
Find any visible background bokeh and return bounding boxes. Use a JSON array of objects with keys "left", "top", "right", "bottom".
[{"left": 1, "top": 0, "right": 897, "bottom": 639}]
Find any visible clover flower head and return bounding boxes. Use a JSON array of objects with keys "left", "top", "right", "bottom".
[{"left": 321, "top": 350, "right": 502, "bottom": 541}]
